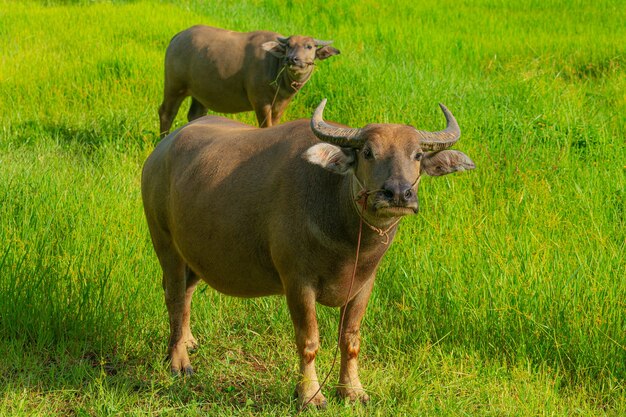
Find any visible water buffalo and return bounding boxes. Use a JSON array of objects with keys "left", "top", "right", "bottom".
[
  {"left": 141, "top": 99, "right": 475, "bottom": 408},
  {"left": 158, "top": 25, "right": 340, "bottom": 137}
]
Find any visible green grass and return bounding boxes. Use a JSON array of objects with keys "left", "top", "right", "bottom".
[{"left": 1, "top": 0, "right": 625, "bottom": 415}]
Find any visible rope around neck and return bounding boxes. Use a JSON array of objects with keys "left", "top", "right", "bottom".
[
  {"left": 263, "top": 63, "right": 311, "bottom": 127},
  {"left": 349, "top": 174, "right": 421, "bottom": 245}
]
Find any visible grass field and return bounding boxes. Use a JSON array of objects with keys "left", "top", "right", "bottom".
[{"left": 1, "top": 0, "right": 625, "bottom": 415}]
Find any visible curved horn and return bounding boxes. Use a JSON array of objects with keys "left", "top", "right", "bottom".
[
  {"left": 416, "top": 104, "right": 461, "bottom": 151},
  {"left": 310, "top": 99, "right": 364, "bottom": 148},
  {"left": 277, "top": 36, "right": 289, "bottom": 44}
]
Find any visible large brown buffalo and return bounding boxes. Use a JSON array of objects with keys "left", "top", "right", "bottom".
[
  {"left": 141, "top": 99, "right": 475, "bottom": 408},
  {"left": 158, "top": 25, "right": 340, "bottom": 136}
]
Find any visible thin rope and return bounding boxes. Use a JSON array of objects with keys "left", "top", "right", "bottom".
[
  {"left": 349, "top": 174, "right": 420, "bottom": 245},
  {"left": 262, "top": 62, "right": 313, "bottom": 127},
  {"left": 261, "top": 65, "right": 288, "bottom": 127},
  {"left": 296, "top": 196, "right": 366, "bottom": 413},
  {"left": 295, "top": 173, "right": 420, "bottom": 411}
]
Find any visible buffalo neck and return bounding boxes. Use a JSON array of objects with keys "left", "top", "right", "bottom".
[
  {"left": 280, "top": 65, "right": 313, "bottom": 92},
  {"left": 300, "top": 167, "right": 397, "bottom": 254},
  {"left": 338, "top": 173, "right": 402, "bottom": 249}
]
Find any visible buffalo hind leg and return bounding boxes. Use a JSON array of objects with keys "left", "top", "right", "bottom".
[
  {"left": 187, "top": 97, "right": 207, "bottom": 122},
  {"left": 286, "top": 286, "right": 327, "bottom": 409},
  {"left": 182, "top": 266, "right": 201, "bottom": 352},
  {"left": 158, "top": 92, "right": 186, "bottom": 138},
  {"left": 337, "top": 278, "right": 374, "bottom": 404},
  {"left": 161, "top": 250, "right": 194, "bottom": 375}
]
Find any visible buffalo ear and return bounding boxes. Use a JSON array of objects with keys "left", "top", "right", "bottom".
[
  {"left": 421, "top": 150, "right": 475, "bottom": 177},
  {"left": 316, "top": 46, "right": 340, "bottom": 60},
  {"left": 303, "top": 143, "right": 355, "bottom": 175},
  {"left": 262, "top": 41, "right": 286, "bottom": 58}
]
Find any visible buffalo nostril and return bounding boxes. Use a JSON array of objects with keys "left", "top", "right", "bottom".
[
  {"left": 404, "top": 189, "right": 413, "bottom": 200},
  {"left": 383, "top": 189, "right": 394, "bottom": 200}
]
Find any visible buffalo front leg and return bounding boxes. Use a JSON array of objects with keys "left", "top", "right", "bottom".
[
  {"left": 253, "top": 103, "right": 273, "bottom": 128},
  {"left": 286, "top": 286, "right": 327, "bottom": 409},
  {"left": 270, "top": 104, "right": 287, "bottom": 126},
  {"left": 337, "top": 278, "right": 374, "bottom": 403}
]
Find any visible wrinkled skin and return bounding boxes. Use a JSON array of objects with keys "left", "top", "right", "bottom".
[
  {"left": 158, "top": 25, "right": 340, "bottom": 137},
  {"left": 141, "top": 102, "right": 474, "bottom": 409}
]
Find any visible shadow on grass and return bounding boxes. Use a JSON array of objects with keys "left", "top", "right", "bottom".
[
  {"left": 7, "top": 119, "right": 156, "bottom": 151},
  {"left": 0, "top": 335, "right": 302, "bottom": 414},
  {"left": 0, "top": 274, "right": 302, "bottom": 413}
]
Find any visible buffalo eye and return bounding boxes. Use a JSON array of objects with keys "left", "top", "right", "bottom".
[
  {"left": 414, "top": 152, "right": 423, "bottom": 161},
  {"left": 362, "top": 147, "right": 373, "bottom": 160},
  {"left": 306, "top": 44, "right": 314, "bottom": 50}
]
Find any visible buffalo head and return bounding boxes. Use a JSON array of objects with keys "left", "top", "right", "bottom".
[
  {"left": 304, "top": 99, "right": 475, "bottom": 218},
  {"left": 262, "top": 36, "right": 340, "bottom": 74}
]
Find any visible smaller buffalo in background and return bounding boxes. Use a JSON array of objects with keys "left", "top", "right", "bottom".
[{"left": 158, "top": 25, "right": 340, "bottom": 136}]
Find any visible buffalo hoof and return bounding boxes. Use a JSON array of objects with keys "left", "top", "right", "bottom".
[
  {"left": 184, "top": 334, "right": 199, "bottom": 352},
  {"left": 186, "top": 341, "right": 199, "bottom": 354},
  {"left": 337, "top": 387, "right": 370, "bottom": 405},
  {"left": 296, "top": 391, "right": 327, "bottom": 410},
  {"left": 171, "top": 365, "right": 194, "bottom": 377},
  {"left": 299, "top": 397, "right": 327, "bottom": 410}
]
